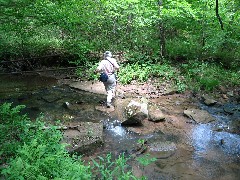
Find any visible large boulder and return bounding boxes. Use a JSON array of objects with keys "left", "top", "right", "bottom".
[
  {"left": 184, "top": 108, "right": 215, "bottom": 123},
  {"left": 62, "top": 122, "right": 103, "bottom": 154},
  {"left": 121, "top": 98, "right": 148, "bottom": 125}
]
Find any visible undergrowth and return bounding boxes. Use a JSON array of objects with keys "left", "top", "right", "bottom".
[
  {"left": 76, "top": 59, "right": 239, "bottom": 93},
  {"left": 181, "top": 61, "right": 240, "bottom": 91}
]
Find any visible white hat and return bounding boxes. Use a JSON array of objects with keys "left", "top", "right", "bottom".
[{"left": 104, "top": 51, "right": 112, "bottom": 59}]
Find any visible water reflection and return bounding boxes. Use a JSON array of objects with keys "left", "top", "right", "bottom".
[
  {"left": 192, "top": 124, "right": 213, "bottom": 152},
  {"left": 109, "top": 126, "right": 126, "bottom": 136},
  {"left": 192, "top": 124, "right": 240, "bottom": 159},
  {"left": 103, "top": 119, "right": 135, "bottom": 138}
]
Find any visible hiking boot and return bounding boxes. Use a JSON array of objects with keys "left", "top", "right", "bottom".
[{"left": 106, "top": 102, "right": 111, "bottom": 108}]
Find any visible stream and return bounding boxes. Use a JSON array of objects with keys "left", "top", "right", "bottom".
[{"left": 0, "top": 74, "right": 239, "bottom": 180}]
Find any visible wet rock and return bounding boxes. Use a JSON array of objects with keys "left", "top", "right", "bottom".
[
  {"left": 63, "top": 102, "right": 71, "bottom": 109},
  {"left": 41, "top": 93, "right": 62, "bottom": 103},
  {"left": 222, "top": 94, "right": 228, "bottom": 99},
  {"left": 69, "top": 81, "right": 106, "bottom": 95},
  {"left": 148, "top": 105, "right": 166, "bottom": 122},
  {"left": 62, "top": 122, "right": 103, "bottom": 154},
  {"left": 29, "top": 106, "right": 40, "bottom": 111},
  {"left": 184, "top": 108, "right": 216, "bottom": 123},
  {"left": 121, "top": 99, "right": 148, "bottom": 125},
  {"left": 223, "top": 106, "right": 235, "bottom": 115},
  {"left": 202, "top": 95, "right": 217, "bottom": 106},
  {"left": 148, "top": 141, "right": 176, "bottom": 159},
  {"left": 227, "top": 91, "right": 234, "bottom": 97},
  {"left": 229, "top": 119, "right": 240, "bottom": 134},
  {"left": 220, "top": 139, "right": 225, "bottom": 145},
  {"left": 219, "top": 85, "right": 227, "bottom": 93}
]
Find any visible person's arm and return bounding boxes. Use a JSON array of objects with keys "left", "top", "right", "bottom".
[
  {"left": 112, "top": 59, "right": 120, "bottom": 72},
  {"left": 94, "top": 61, "right": 103, "bottom": 73}
]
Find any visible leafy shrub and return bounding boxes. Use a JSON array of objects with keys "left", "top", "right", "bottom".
[
  {"left": 181, "top": 61, "right": 240, "bottom": 91},
  {"left": 1, "top": 120, "right": 92, "bottom": 180},
  {"left": 0, "top": 103, "right": 30, "bottom": 163},
  {"left": 91, "top": 153, "right": 137, "bottom": 180},
  {"left": 118, "top": 63, "right": 150, "bottom": 84},
  {"left": 166, "top": 37, "right": 200, "bottom": 61}
]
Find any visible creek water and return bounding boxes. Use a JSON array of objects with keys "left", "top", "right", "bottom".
[{"left": 0, "top": 74, "right": 239, "bottom": 180}]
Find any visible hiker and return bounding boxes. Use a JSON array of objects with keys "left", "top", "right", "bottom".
[{"left": 95, "top": 51, "right": 120, "bottom": 108}]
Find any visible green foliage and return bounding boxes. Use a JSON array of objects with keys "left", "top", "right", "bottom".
[
  {"left": 166, "top": 36, "right": 201, "bottom": 60},
  {"left": 137, "top": 139, "right": 146, "bottom": 146},
  {"left": 1, "top": 0, "right": 239, "bottom": 68},
  {"left": 75, "top": 62, "right": 99, "bottom": 80},
  {"left": 0, "top": 103, "right": 30, "bottom": 163},
  {"left": 136, "top": 154, "right": 157, "bottom": 167},
  {"left": 91, "top": 153, "right": 138, "bottom": 180},
  {"left": 118, "top": 62, "right": 187, "bottom": 92},
  {"left": 1, "top": 121, "right": 92, "bottom": 180},
  {"left": 118, "top": 63, "right": 150, "bottom": 84},
  {"left": 135, "top": 153, "right": 157, "bottom": 179},
  {"left": 181, "top": 61, "right": 240, "bottom": 91},
  {"left": 1, "top": 0, "right": 239, "bottom": 92}
]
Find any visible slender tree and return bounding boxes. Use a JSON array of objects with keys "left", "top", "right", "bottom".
[{"left": 215, "top": 0, "right": 224, "bottom": 30}]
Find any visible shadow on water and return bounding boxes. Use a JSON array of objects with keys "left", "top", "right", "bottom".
[{"left": 1, "top": 74, "right": 240, "bottom": 179}]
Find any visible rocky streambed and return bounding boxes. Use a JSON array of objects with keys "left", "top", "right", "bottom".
[{"left": 0, "top": 74, "right": 239, "bottom": 179}]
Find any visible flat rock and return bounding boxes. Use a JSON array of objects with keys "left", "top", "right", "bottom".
[
  {"left": 202, "top": 95, "right": 217, "bottom": 106},
  {"left": 184, "top": 108, "right": 216, "bottom": 123},
  {"left": 148, "top": 105, "right": 166, "bottom": 122},
  {"left": 148, "top": 141, "right": 177, "bottom": 159},
  {"left": 62, "top": 122, "right": 103, "bottom": 154}
]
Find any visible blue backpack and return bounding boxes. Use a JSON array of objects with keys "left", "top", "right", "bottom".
[{"left": 99, "top": 72, "right": 108, "bottom": 82}]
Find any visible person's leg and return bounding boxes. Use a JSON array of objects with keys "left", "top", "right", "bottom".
[
  {"left": 106, "top": 89, "right": 113, "bottom": 107},
  {"left": 104, "top": 75, "right": 116, "bottom": 107}
]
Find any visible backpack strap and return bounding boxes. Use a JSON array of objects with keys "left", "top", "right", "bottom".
[{"left": 106, "top": 59, "right": 114, "bottom": 74}]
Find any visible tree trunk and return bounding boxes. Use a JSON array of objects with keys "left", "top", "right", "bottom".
[
  {"left": 158, "top": 0, "right": 166, "bottom": 58},
  {"left": 159, "top": 22, "right": 166, "bottom": 58},
  {"left": 216, "top": 0, "right": 224, "bottom": 30}
]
